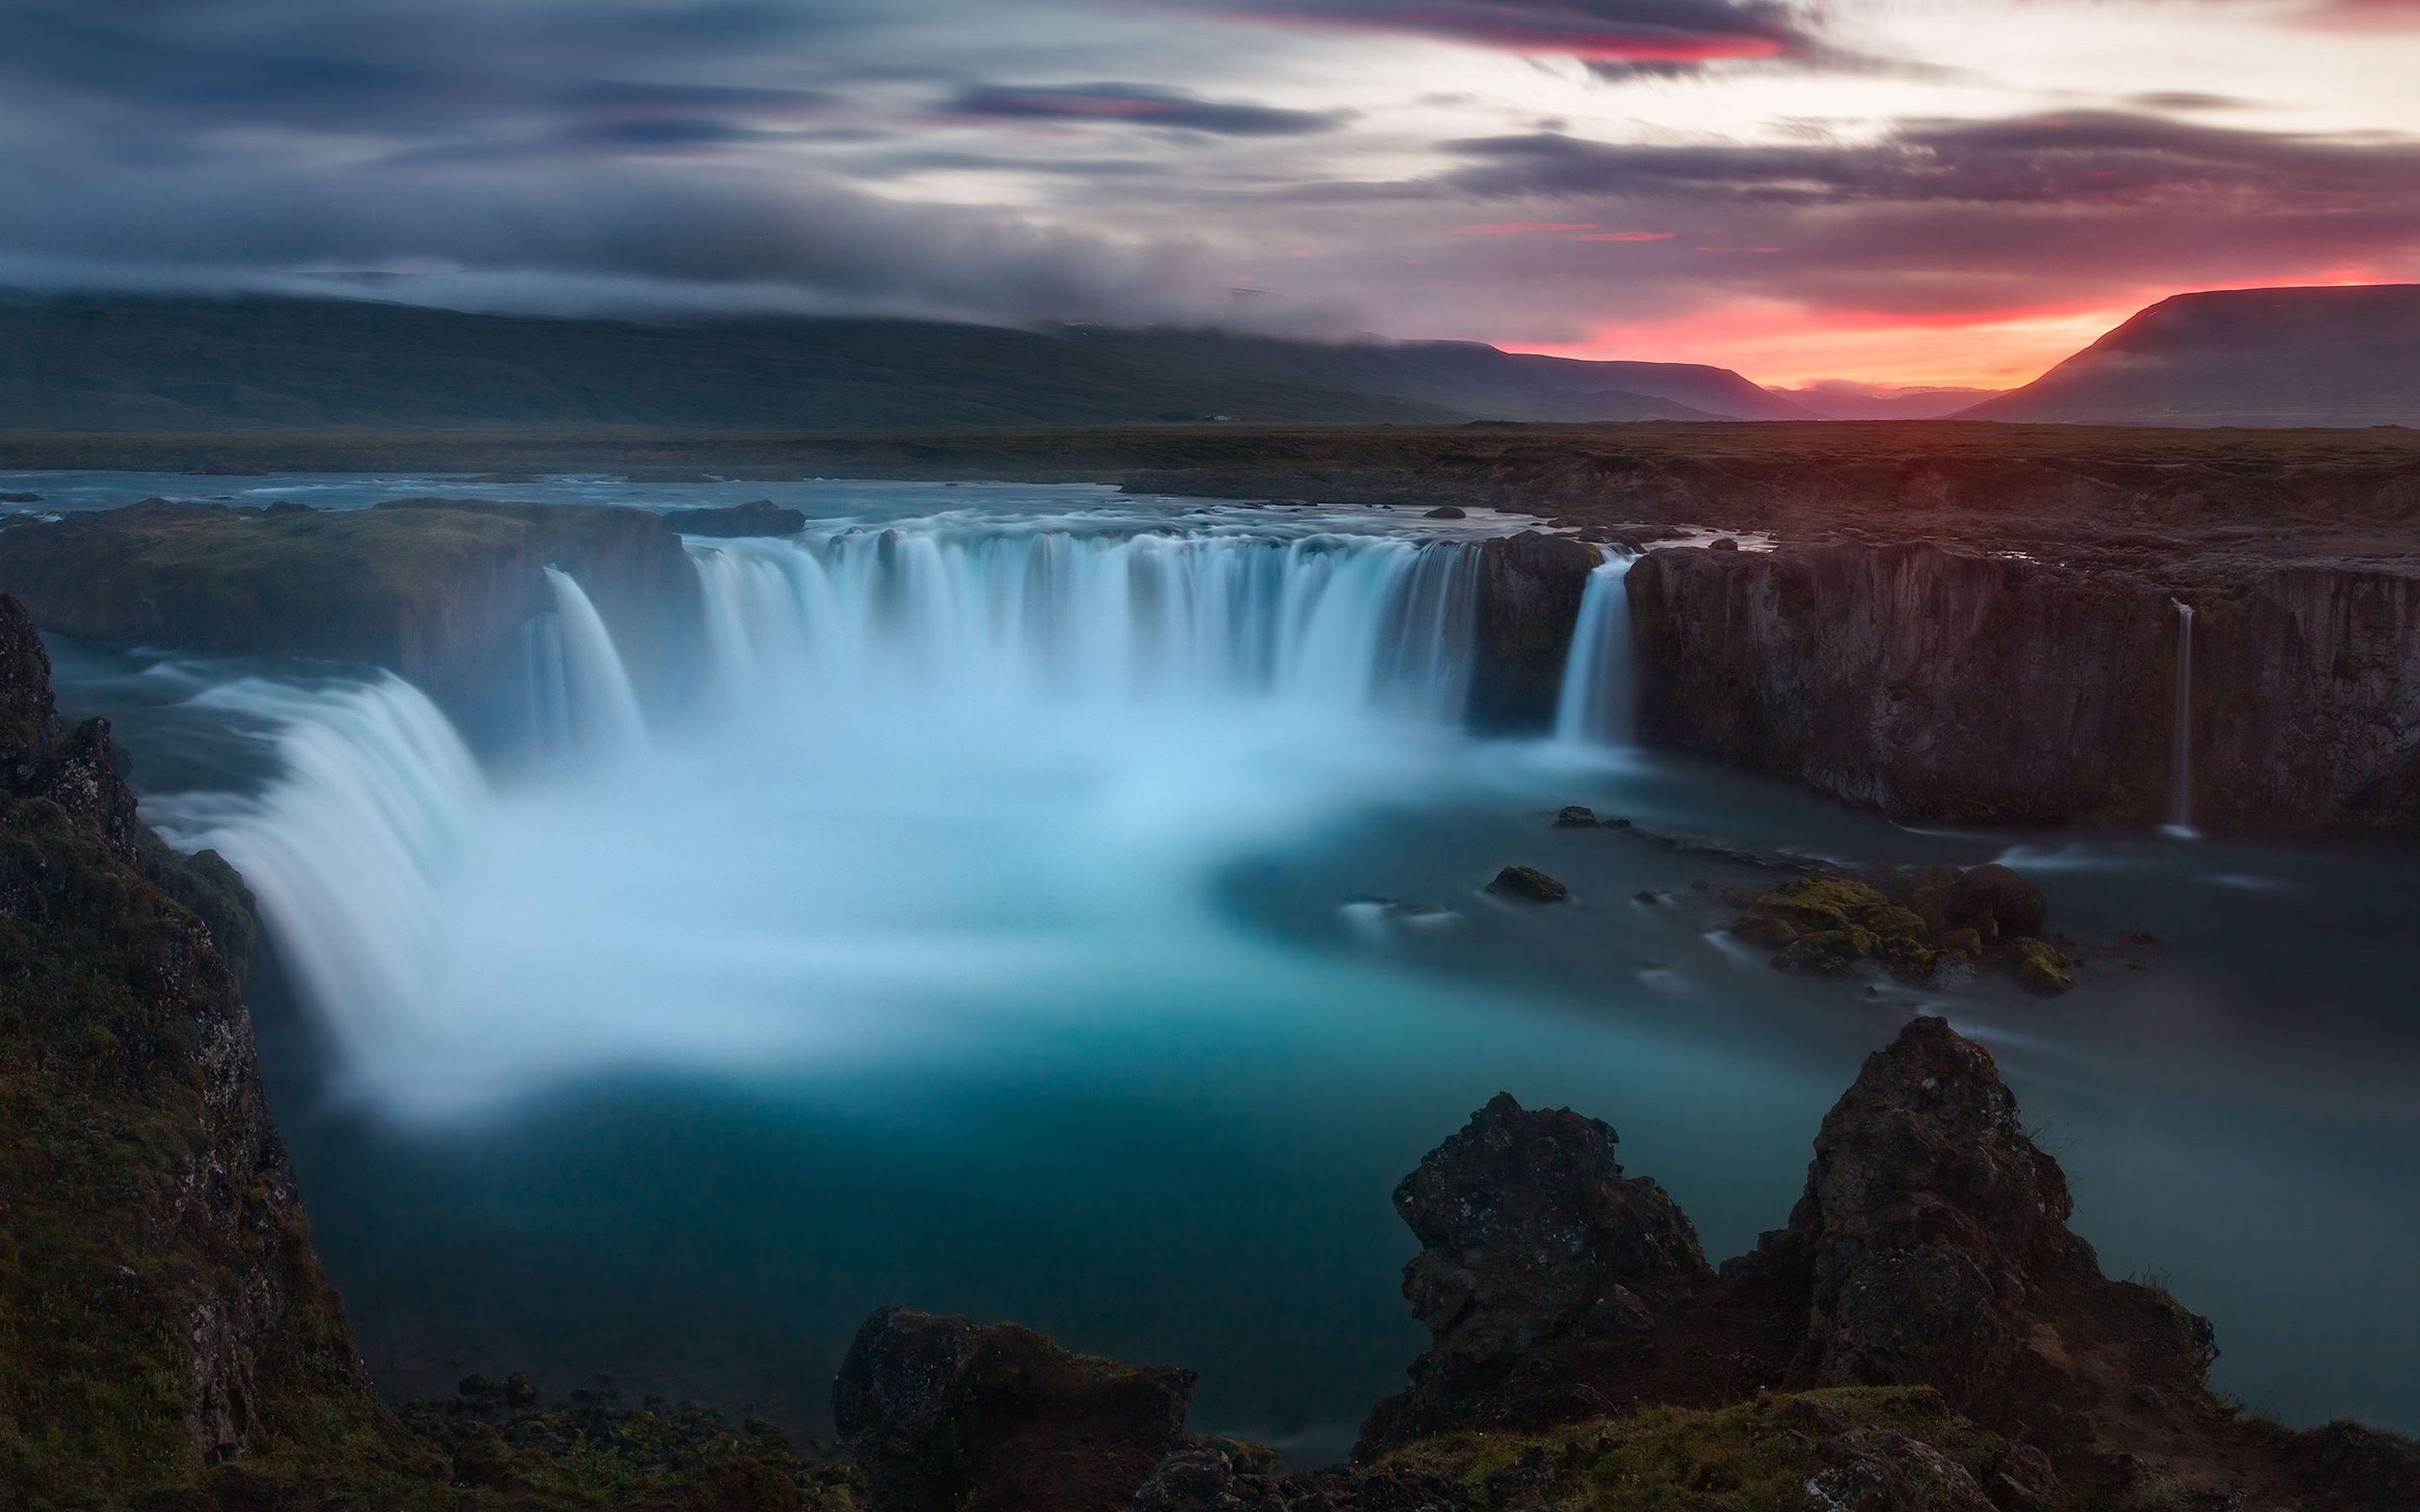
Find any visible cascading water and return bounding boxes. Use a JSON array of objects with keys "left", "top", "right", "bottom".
[
  {"left": 146, "top": 675, "right": 491, "bottom": 1063},
  {"left": 2167, "top": 598, "right": 2196, "bottom": 836},
  {"left": 1553, "top": 552, "right": 1639, "bottom": 747},
  {"left": 683, "top": 527, "right": 1481, "bottom": 721},
  {"left": 542, "top": 567, "right": 650, "bottom": 757},
  {"left": 169, "top": 522, "right": 1495, "bottom": 1113}
]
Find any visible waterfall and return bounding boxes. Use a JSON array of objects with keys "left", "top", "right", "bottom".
[
  {"left": 542, "top": 567, "right": 650, "bottom": 756},
  {"left": 1553, "top": 552, "right": 1639, "bottom": 746},
  {"left": 150, "top": 675, "right": 491, "bottom": 1064},
  {"left": 684, "top": 528, "right": 1481, "bottom": 722},
  {"left": 2167, "top": 598, "right": 2196, "bottom": 835}
]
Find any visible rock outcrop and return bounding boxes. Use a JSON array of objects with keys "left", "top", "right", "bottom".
[
  {"left": 834, "top": 1306, "right": 1197, "bottom": 1512},
  {"left": 1727, "top": 864, "right": 2073, "bottom": 993},
  {"left": 1465, "top": 531, "right": 1595, "bottom": 731},
  {"left": 1628, "top": 540, "right": 2420, "bottom": 836},
  {"left": 0, "top": 594, "right": 402, "bottom": 1498},
  {"left": 1360, "top": 1095, "right": 1708, "bottom": 1451},
  {"left": 660, "top": 499, "right": 808, "bottom": 537}
]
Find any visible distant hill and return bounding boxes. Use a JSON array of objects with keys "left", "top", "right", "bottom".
[
  {"left": 1772, "top": 381, "right": 2002, "bottom": 421},
  {"left": 1965, "top": 285, "right": 2420, "bottom": 426},
  {"left": 0, "top": 292, "right": 1800, "bottom": 431}
]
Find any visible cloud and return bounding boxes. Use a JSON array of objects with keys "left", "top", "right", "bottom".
[
  {"left": 939, "top": 82, "right": 1348, "bottom": 135},
  {"left": 1207, "top": 0, "right": 1820, "bottom": 65}
]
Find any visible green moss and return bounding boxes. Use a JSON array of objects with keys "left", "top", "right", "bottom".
[{"left": 1374, "top": 1387, "right": 2029, "bottom": 1511}]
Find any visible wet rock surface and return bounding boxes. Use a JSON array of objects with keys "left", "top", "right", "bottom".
[
  {"left": 1485, "top": 864, "right": 1569, "bottom": 902},
  {"left": 1725, "top": 863, "right": 2075, "bottom": 994}
]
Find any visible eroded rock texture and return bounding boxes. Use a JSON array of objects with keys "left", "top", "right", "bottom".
[
  {"left": 0, "top": 594, "right": 397, "bottom": 1497},
  {"left": 1466, "top": 531, "right": 1596, "bottom": 731},
  {"left": 1628, "top": 541, "right": 2420, "bottom": 836}
]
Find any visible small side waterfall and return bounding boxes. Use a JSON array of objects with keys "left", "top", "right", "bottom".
[
  {"left": 1553, "top": 552, "right": 1639, "bottom": 746},
  {"left": 152, "top": 675, "right": 492, "bottom": 1061},
  {"left": 2167, "top": 598, "right": 2196, "bottom": 835},
  {"left": 543, "top": 567, "right": 650, "bottom": 756}
]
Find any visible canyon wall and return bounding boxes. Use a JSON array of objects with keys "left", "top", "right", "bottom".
[{"left": 1628, "top": 543, "right": 2420, "bottom": 835}]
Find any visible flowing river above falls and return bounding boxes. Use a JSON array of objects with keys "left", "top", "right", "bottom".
[{"left": 25, "top": 475, "right": 2420, "bottom": 1462}]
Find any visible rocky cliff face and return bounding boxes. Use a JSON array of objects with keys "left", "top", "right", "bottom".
[
  {"left": 1628, "top": 541, "right": 2420, "bottom": 835},
  {"left": 1465, "top": 531, "right": 1597, "bottom": 731},
  {"left": 0, "top": 593, "right": 401, "bottom": 1499}
]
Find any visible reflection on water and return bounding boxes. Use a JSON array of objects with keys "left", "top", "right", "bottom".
[{"left": 34, "top": 475, "right": 2420, "bottom": 1459}]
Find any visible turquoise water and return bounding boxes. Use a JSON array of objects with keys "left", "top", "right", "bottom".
[{"left": 28, "top": 474, "right": 2420, "bottom": 1462}]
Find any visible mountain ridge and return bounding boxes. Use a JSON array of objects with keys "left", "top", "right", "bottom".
[
  {"left": 0, "top": 291, "right": 1797, "bottom": 431},
  {"left": 1965, "top": 284, "right": 2420, "bottom": 426}
]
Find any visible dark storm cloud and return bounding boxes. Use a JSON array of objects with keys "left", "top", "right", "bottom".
[
  {"left": 940, "top": 83, "right": 1348, "bottom": 136},
  {"left": 1443, "top": 113, "right": 2420, "bottom": 208},
  {"left": 1206, "top": 0, "right": 1823, "bottom": 64}
]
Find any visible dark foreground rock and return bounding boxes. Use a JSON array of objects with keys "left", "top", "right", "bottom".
[
  {"left": 1347, "top": 1016, "right": 2419, "bottom": 1509},
  {"left": 660, "top": 498, "right": 808, "bottom": 536},
  {"left": 835, "top": 1306, "right": 1197, "bottom": 1512}
]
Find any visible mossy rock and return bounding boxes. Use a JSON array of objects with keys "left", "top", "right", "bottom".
[{"left": 2006, "top": 936, "right": 2076, "bottom": 995}]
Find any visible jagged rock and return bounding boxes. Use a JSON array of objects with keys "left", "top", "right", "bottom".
[
  {"left": 1359, "top": 1094, "right": 1707, "bottom": 1453},
  {"left": 661, "top": 499, "right": 808, "bottom": 537},
  {"left": 1753, "top": 1017, "right": 2102, "bottom": 1404},
  {"left": 834, "top": 1305, "right": 1195, "bottom": 1512},
  {"left": 1485, "top": 864, "right": 1567, "bottom": 902},
  {"left": 1550, "top": 805, "right": 1600, "bottom": 827}
]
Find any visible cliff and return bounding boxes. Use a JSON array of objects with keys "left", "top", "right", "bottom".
[
  {"left": 0, "top": 593, "right": 404, "bottom": 1500},
  {"left": 1465, "top": 531, "right": 1597, "bottom": 731},
  {"left": 1628, "top": 543, "right": 2420, "bottom": 835},
  {"left": 0, "top": 498, "right": 699, "bottom": 722}
]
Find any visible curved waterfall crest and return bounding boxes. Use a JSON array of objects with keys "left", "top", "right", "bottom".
[{"left": 683, "top": 525, "right": 1484, "bottom": 720}]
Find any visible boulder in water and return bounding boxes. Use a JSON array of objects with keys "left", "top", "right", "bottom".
[
  {"left": 1486, "top": 864, "right": 1567, "bottom": 902},
  {"left": 1424, "top": 505, "right": 1466, "bottom": 519},
  {"left": 1551, "top": 805, "right": 1601, "bottom": 827}
]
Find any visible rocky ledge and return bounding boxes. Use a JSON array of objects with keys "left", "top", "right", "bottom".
[
  {"left": 1627, "top": 540, "right": 2420, "bottom": 837},
  {"left": 660, "top": 498, "right": 808, "bottom": 537}
]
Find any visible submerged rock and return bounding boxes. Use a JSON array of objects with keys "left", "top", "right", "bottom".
[
  {"left": 1485, "top": 864, "right": 1568, "bottom": 902},
  {"left": 1423, "top": 505, "right": 1466, "bottom": 519},
  {"left": 834, "top": 1305, "right": 1195, "bottom": 1512},
  {"left": 1551, "top": 805, "right": 1600, "bottom": 827}
]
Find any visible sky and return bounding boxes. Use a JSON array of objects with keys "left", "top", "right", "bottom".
[{"left": 6, "top": 0, "right": 2420, "bottom": 389}]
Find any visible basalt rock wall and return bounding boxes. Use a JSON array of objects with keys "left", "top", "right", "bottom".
[
  {"left": 1465, "top": 529, "right": 1597, "bottom": 732},
  {"left": 1627, "top": 541, "right": 2420, "bottom": 835}
]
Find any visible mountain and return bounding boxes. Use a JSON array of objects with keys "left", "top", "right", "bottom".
[
  {"left": 1965, "top": 285, "right": 2420, "bottom": 426},
  {"left": 1773, "top": 381, "right": 2002, "bottom": 420},
  {"left": 1067, "top": 327, "right": 1818, "bottom": 422},
  {"left": 0, "top": 291, "right": 1797, "bottom": 431}
]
